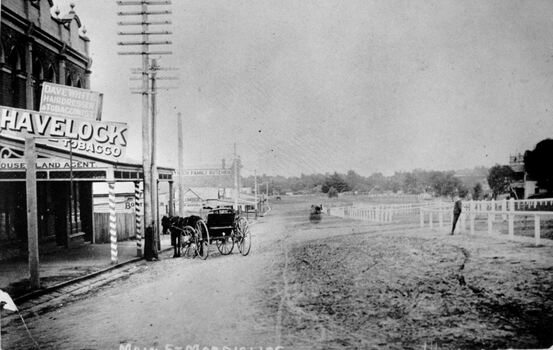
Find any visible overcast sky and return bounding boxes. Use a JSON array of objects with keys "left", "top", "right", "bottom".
[{"left": 56, "top": 0, "right": 553, "bottom": 176}]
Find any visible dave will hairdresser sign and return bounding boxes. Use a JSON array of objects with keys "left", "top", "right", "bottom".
[
  {"left": 0, "top": 105, "right": 127, "bottom": 162},
  {"left": 40, "top": 82, "right": 103, "bottom": 120}
]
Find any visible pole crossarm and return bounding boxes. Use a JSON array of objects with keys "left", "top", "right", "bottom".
[
  {"left": 118, "top": 40, "right": 172, "bottom": 45},
  {"left": 117, "top": 20, "right": 172, "bottom": 25},
  {"left": 131, "top": 67, "right": 179, "bottom": 72},
  {"left": 130, "top": 76, "right": 178, "bottom": 80},
  {"left": 117, "top": 0, "right": 172, "bottom": 5},
  {"left": 118, "top": 30, "right": 172, "bottom": 35},
  {"left": 118, "top": 51, "right": 173, "bottom": 55},
  {"left": 117, "top": 10, "right": 172, "bottom": 16}
]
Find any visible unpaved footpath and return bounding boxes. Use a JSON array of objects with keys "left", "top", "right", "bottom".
[{"left": 3, "top": 197, "right": 553, "bottom": 350}]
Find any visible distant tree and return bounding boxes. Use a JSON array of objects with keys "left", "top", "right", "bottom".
[
  {"left": 345, "top": 170, "right": 363, "bottom": 192},
  {"left": 367, "top": 172, "right": 386, "bottom": 192},
  {"left": 327, "top": 187, "right": 338, "bottom": 198},
  {"left": 403, "top": 172, "right": 419, "bottom": 193},
  {"left": 429, "top": 171, "right": 462, "bottom": 198},
  {"left": 458, "top": 183, "right": 469, "bottom": 198},
  {"left": 487, "top": 165, "right": 514, "bottom": 198},
  {"left": 472, "top": 182, "right": 483, "bottom": 200},
  {"left": 524, "top": 139, "right": 553, "bottom": 193},
  {"left": 322, "top": 172, "right": 351, "bottom": 193}
]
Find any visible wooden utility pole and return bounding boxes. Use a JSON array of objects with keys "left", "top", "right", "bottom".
[
  {"left": 254, "top": 170, "right": 258, "bottom": 216},
  {"left": 117, "top": 0, "right": 173, "bottom": 254},
  {"left": 178, "top": 112, "right": 184, "bottom": 216},
  {"left": 234, "top": 143, "right": 239, "bottom": 211},
  {"left": 25, "top": 136, "right": 40, "bottom": 289},
  {"left": 150, "top": 58, "right": 160, "bottom": 250}
]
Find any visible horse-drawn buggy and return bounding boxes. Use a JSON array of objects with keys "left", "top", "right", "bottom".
[{"left": 162, "top": 206, "right": 252, "bottom": 260}]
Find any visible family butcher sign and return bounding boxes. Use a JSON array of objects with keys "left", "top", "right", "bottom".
[
  {"left": 0, "top": 105, "right": 128, "bottom": 162},
  {"left": 182, "top": 169, "right": 233, "bottom": 176}
]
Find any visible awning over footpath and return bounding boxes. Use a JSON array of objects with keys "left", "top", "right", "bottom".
[{"left": 0, "top": 135, "right": 174, "bottom": 182}]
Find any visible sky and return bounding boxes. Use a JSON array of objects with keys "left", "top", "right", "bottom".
[{"left": 54, "top": 0, "right": 553, "bottom": 176}]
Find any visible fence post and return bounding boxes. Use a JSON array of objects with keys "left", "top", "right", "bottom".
[
  {"left": 420, "top": 209, "right": 424, "bottom": 228},
  {"left": 534, "top": 215, "right": 541, "bottom": 246},
  {"left": 429, "top": 212, "right": 433, "bottom": 229},
  {"left": 439, "top": 210, "right": 443, "bottom": 229},
  {"left": 469, "top": 200, "right": 475, "bottom": 235},
  {"left": 487, "top": 213, "right": 493, "bottom": 235},
  {"left": 491, "top": 199, "right": 496, "bottom": 222},
  {"left": 509, "top": 198, "right": 515, "bottom": 238},
  {"left": 502, "top": 199, "right": 507, "bottom": 221}
]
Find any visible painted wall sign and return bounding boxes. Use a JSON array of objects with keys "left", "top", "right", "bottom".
[
  {"left": 39, "top": 82, "right": 103, "bottom": 121},
  {"left": 94, "top": 196, "right": 135, "bottom": 213},
  {"left": 0, "top": 105, "right": 127, "bottom": 162},
  {"left": 182, "top": 169, "right": 233, "bottom": 176}
]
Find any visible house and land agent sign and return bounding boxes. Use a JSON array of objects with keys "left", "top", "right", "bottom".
[
  {"left": 39, "top": 82, "right": 103, "bottom": 121},
  {"left": 0, "top": 105, "right": 128, "bottom": 162}
]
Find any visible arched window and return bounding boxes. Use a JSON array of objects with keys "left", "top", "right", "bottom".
[
  {"left": 76, "top": 78, "right": 82, "bottom": 88},
  {"left": 32, "top": 59, "right": 45, "bottom": 111},
  {"left": 46, "top": 65, "right": 56, "bottom": 83},
  {"left": 7, "top": 46, "right": 24, "bottom": 107},
  {"left": 7, "top": 46, "right": 22, "bottom": 71},
  {"left": 33, "top": 58, "right": 44, "bottom": 80},
  {"left": 0, "top": 41, "right": 5, "bottom": 65},
  {"left": 65, "top": 74, "right": 73, "bottom": 87}
]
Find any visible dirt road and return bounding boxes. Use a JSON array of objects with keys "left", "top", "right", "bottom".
[{"left": 3, "top": 196, "right": 553, "bottom": 349}]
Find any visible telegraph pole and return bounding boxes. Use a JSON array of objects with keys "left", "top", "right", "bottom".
[
  {"left": 117, "top": 0, "right": 172, "bottom": 254},
  {"left": 234, "top": 143, "right": 239, "bottom": 211},
  {"left": 178, "top": 112, "right": 184, "bottom": 216},
  {"left": 150, "top": 58, "right": 159, "bottom": 249},
  {"left": 254, "top": 170, "right": 258, "bottom": 216}
]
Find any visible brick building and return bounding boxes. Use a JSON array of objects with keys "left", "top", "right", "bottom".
[
  {"left": 1, "top": 0, "right": 90, "bottom": 109},
  {"left": 0, "top": 1, "right": 92, "bottom": 254},
  {"left": 0, "top": 1, "right": 174, "bottom": 259}
]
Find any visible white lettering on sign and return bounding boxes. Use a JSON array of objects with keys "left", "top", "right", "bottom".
[
  {"left": 181, "top": 169, "right": 233, "bottom": 177},
  {"left": 0, "top": 158, "right": 100, "bottom": 170},
  {"left": 40, "top": 82, "right": 103, "bottom": 120},
  {"left": 0, "top": 105, "right": 128, "bottom": 162}
]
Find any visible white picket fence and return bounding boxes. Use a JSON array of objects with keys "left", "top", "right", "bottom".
[
  {"left": 328, "top": 201, "right": 437, "bottom": 223},
  {"left": 420, "top": 198, "right": 553, "bottom": 246}
]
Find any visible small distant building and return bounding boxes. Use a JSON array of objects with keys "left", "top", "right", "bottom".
[{"left": 509, "top": 153, "right": 546, "bottom": 199}]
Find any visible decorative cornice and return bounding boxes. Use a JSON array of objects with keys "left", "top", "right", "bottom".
[
  {"left": 0, "top": 146, "right": 24, "bottom": 159},
  {"left": 1, "top": 3, "right": 90, "bottom": 66}
]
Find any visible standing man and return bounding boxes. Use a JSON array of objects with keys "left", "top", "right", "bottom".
[{"left": 451, "top": 195, "right": 463, "bottom": 235}]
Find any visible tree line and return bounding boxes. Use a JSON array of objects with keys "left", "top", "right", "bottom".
[
  {"left": 243, "top": 168, "right": 488, "bottom": 199},
  {"left": 243, "top": 138, "right": 553, "bottom": 200}
]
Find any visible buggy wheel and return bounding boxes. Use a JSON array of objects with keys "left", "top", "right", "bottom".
[
  {"left": 236, "top": 217, "right": 251, "bottom": 256},
  {"left": 215, "top": 234, "right": 234, "bottom": 255},
  {"left": 180, "top": 226, "right": 195, "bottom": 258},
  {"left": 195, "top": 220, "right": 210, "bottom": 260}
]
